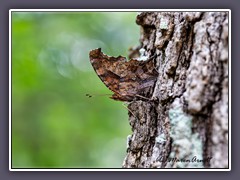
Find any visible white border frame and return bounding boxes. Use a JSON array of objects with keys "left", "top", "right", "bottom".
[{"left": 9, "top": 9, "right": 231, "bottom": 171}]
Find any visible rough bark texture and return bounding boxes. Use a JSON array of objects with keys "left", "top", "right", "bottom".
[{"left": 122, "top": 12, "right": 228, "bottom": 168}]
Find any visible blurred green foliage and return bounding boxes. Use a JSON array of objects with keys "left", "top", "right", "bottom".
[{"left": 12, "top": 12, "right": 139, "bottom": 168}]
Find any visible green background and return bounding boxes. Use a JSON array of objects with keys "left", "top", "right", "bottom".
[{"left": 12, "top": 12, "right": 139, "bottom": 168}]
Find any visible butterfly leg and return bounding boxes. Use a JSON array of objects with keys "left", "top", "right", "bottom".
[
  {"left": 135, "top": 94, "right": 152, "bottom": 101},
  {"left": 121, "top": 102, "right": 139, "bottom": 121}
]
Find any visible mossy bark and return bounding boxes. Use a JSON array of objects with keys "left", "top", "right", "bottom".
[{"left": 122, "top": 12, "right": 229, "bottom": 168}]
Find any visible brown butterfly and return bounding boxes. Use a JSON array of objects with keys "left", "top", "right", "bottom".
[{"left": 89, "top": 48, "right": 158, "bottom": 102}]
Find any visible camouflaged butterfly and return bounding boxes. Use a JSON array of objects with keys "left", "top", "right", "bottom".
[{"left": 89, "top": 48, "right": 158, "bottom": 102}]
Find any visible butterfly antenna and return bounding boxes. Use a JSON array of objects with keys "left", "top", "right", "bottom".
[
  {"left": 86, "top": 94, "right": 92, "bottom": 98},
  {"left": 86, "top": 93, "right": 112, "bottom": 98}
]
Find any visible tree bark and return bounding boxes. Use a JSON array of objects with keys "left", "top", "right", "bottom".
[{"left": 122, "top": 12, "right": 229, "bottom": 168}]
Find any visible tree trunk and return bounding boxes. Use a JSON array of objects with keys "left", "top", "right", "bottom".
[{"left": 122, "top": 12, "right": 229, "bottom": 168}]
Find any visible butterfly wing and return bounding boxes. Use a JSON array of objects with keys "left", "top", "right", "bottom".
[{"left": 89, "top": 48, "right": 158, "bottom": 101}]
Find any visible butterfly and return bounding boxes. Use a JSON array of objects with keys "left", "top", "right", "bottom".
[{"left": 89, "top": 48, "right": 158, "bottom": 102}]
